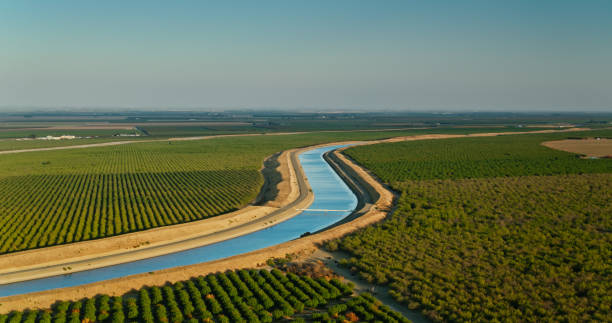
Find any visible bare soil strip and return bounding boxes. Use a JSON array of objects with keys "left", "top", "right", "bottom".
[{"left": 542, "top": 138, "right": 612, "bottom": 157}]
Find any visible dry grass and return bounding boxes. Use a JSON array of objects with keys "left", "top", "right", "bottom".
[{"left": 542, "top": 138, "right": 612, "bottom": 158}]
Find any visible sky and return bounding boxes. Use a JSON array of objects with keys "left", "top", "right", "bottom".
[{"left": 1, "top": 1, "right": 611, "bottom": 112}]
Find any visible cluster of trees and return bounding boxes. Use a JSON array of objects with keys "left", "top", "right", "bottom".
[
  {"left": 0, "top": 269, "right": 409, "bottom": 322},
  {"left": 335, "top": 131, "right": 612, "bottom": 321},
  {"left": 311, "top": 293, "right": 409, "bottom": 323},
  {"left": 335, "top": 173, "right": 611, "bottom": 321},
  {"left": 344, "top": 130, "right": 612, "bottom": 183}
]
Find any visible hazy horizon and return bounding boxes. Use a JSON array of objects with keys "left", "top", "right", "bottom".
[
  {"left": 1, "top": 106, "right": 611, "bottom": 114},
  {"left": 2, "top": 1, "right": 611, "bottom": 111}
]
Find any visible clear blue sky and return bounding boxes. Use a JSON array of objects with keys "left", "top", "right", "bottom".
[{"left": 1, "top": 0, "right": 611, "bottom": 111}]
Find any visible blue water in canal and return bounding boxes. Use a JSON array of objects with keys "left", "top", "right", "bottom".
[{"left": 0, "top": 144, "right": 358, "bottom": 297}]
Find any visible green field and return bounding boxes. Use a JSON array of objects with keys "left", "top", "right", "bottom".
[
  {"left": 0, "top": 139, "right": 133, "bottom": 152},
  {"left": 140, "top": 125, "right": 258, "bottom": 137},
  {"left": 0, "top": 128, "right": 140, "bottom": 140},
  {"left": 139, "top": 124, "right": 556, "bottom": 138},
  {"left": 344, "top": 129, "right": 612, "bottom": 183},
  {"left": 0, "top": 130, "right": 450, "bottom": 254},
  {"left": 334, "top": 130, "right": 612, "bottom": 322},
  {"left": 0, "top": 269, "right": 409, "bottom": 323},
  {"left": 0, "top": 126, "right": 551, "bottom": 152},
  {"left": 0, "top": 128, "right": 604, "bottom": 254}
]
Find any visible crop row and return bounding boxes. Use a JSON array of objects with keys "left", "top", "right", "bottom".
[
  {"left": 0, "top": 169, "right": 259, "bottom": 254},
  {"left": 310, "top": 293, "right": 409, "bottom": 323},
  {"left": 0, "top": 269, "right": 409, "bottom": 323}
]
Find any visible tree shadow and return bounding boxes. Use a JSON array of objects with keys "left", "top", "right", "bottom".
[{"left": 254, "top": 152, "right": 281, "bottom": 205}]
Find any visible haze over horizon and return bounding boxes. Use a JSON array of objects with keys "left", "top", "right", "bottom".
[{"left": 1, "top": 1, "right": 611, "bottom": 112}]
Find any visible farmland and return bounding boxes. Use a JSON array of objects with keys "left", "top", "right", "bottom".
[
  {"left": 542, "top": 138, "right": 612, "bottom": 157},
  {"left": 0, "top": 139, "right": 129, "bottom": 152},
  {"left": 0, "top": 129, "right": 442, "bottom": 254},
  {"left": 0, "top": 126, "right": 546, "bottom": 153},
  {"left": 343, "top": 129, "right": 612, "bottom": 183},
  {"left": 1, "top": 116, "right": 610, "bottom": 320},
  {"left": 0, "top": 128, "right": 140, "bottom": 140},
  {"left": 0, "top": 269, "right": 409, "bottom": 323},
  {"left": 334, "top": 130, "right": 612, "bottom": 322},
  {"left": 5, "top": 110, "right": 587, "bottom": 141},
  {"left": 0, "top": 140, "right": 261, "bottom": 254}
]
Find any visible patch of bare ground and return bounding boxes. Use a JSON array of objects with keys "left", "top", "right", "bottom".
[
  {"left": 542, "top": 138, "right": 612, "bottom": 158},
  {"left": 255, "top": 150, "right": 298, "bottom": 208}
]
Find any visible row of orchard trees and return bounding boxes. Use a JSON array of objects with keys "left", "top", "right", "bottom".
[
  {"left": 0, "top": 269, "right": 410, "bottom": 323},
  {"left": 312, "top": 293, "right": 409, "bottom": 322},
  {"left": 0, "top": 168, "right": 260, "bottom": 254}
]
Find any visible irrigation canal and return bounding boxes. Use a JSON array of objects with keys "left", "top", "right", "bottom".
[{"left": 0, "top": 144, "right": 358, "bottom": 297}]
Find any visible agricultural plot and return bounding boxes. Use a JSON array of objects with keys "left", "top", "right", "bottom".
[
  {"left": 0, "top": 125, "right": 573, "bottom": 152},
  {"left": 0, "top": 130, "right": 435, "bottom": 254},
  {"left": 334, "top": 131, "right": 612, "bottom": 322},
  {"left": 542, "top": 138, "right": 612, "bottom": 158},
  {"left": 0, "top": 139, "right": 130, "bottom": 152},
  {"left": 141, "top": 125, "right": 257, "bottom": 137},
  {"left": 344, "top": 129, "right": 612, "bottom": 183},
  {"left": 144, "top": 124, "right": 565, "bottom": 139},
  {"left": 0, "top": 269, "right": 409, "bottom": 323},
  {"left": 0, "top": 140, "right": 263, "bottom": 254},
  {"left": 0, "top": 128, "right": 139, "bottom": 140}
]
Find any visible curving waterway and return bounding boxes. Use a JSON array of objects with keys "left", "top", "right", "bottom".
[{"left": 0, "top": 144, "right": 358, "bottom": 297}]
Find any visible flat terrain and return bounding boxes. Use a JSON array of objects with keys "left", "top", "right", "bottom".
[
  {"left": 0, "top": 139, "right": 264, "bottom": 254},
  {"left": 0, "top": 139, "right": 143, "bottom": 153},
  {"left": 0, "top": 128, "right": 140, "bottom": 139},
  {"left": 543, "top": 138, "right": 612, "bottom": 157},
  {"left": 344, "top": 129, "right": 612, "bottom": 182},
  {"left": 0, "top": 148, "right": 309, "bottom": 284},
  {"left": 0, "top": 135, "right": 395, "bottom": 312},
  {"left": 336, "top": 129, "right": 612, "bottom": 322},
  {"left": 0, "top": 138, "right": 128, "bottom": 152},
  {"left": 0, "top": 269, "right": 410, "bottom": 323},
  {"left": 0, "top": 130, "right": 432, "bottom": 255},
  {"left": 0, "top": 126, "right": 607, "bottom": 313}
]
